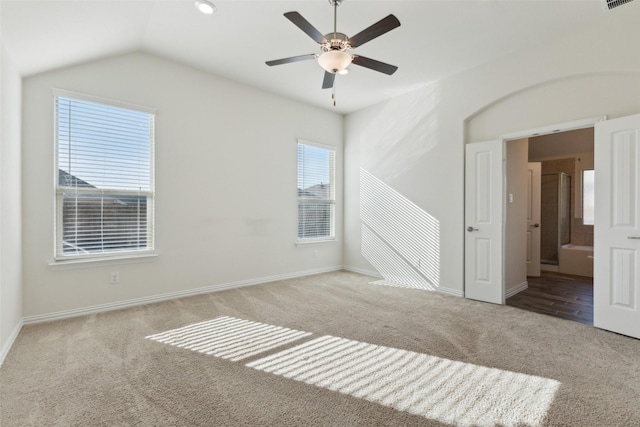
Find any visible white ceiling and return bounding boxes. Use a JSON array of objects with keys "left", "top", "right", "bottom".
[{"left": 1, "top": 0, "right": 611, "bottom": 114}]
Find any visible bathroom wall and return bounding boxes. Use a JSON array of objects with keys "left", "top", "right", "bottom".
[
  {"left": 505, "top": 139, "right": 529, "bottom": 295},
  {"left": 529, "top": 127, "right": 595, "bottom": 250}
]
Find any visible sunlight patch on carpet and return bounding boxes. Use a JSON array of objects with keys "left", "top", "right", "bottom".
[
  {"left": 145, "top": 316, "right": 311, "bottom": 361},
  {"left": 246, "top": 335, "right": 560, "bottom": 427}
]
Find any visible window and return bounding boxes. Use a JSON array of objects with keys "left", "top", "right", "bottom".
[
  {"left": 582, "top": 169, "right": 594, "bottom": 225},
  {"left": 297, "top": 141, "right": 335, "bottom": 241},
  {"left": 54, "top": 91, "right": 155, "bottom": 260}
]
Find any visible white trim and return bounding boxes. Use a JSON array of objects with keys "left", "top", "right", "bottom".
[
  {"left": 0, "top": 320, "right": 23, "bottom": 367},
  {"left": 297, "top": 141, "right": 336, "bottom": 241},
  {"left": 23, "top": 266, "right": 343, "bottom": 325},
  {"left": 369, "top": 278, "right": 464, "bottom": 298},
  {"left": 342, "top": 265, "right": 383, "bottom": 278},
  {"left": 52, "top": 88, "right": 156, "bottom": 114},
  {"left": 435, "top": 286, "right": 464, "bottom": 298},
  {"left": 296, "top": 239, "right": 338, "bottom": 247},
  {"left": 344, "top": 266, "right": 463, "bottom": 297},
  {"left": 53, "top": 93, "right": 156, "bottom": 262},
  {"left": 297, "top": 138, "right": 336, "bottom": 151},
  {"left": 501, "top": 116, "right": 606, "bottom": 141},
  {"left": 49, "top": 253, "right": 158, "bottom": 271},
  {"left": 506, "top": 281, "right": 528, "bottom": 299}
]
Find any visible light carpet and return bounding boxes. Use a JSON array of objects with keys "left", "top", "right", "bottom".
[{"left": 1, "top": 270, "right": 639, "bottom": 426}]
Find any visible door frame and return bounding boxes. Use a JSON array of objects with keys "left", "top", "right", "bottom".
[
  {"left": 526, "top": 161, "right": 542, "bottom": 277},
  {"left": 465, "top": 115, "right": 606, "bottom": 303}
]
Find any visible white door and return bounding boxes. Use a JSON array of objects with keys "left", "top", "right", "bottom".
[
  {"left": 465, "top": 140, "right": 504, "bottom": 304},
  {"left": 594, "top": 113, "right": 640, "bottom": 339},
  {"left": 526, "top": 162, "right": 541, "bottom": 277}
]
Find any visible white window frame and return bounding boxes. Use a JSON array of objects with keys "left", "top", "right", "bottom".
[
  {"left": 582, "top": 168, "right": 595, "bottom": 226},
  {"left": 297, "top": 139, "right": 336, "bottom": 243},
  {"left": 53, "top": 89, "right": 156, "bottom": 262}
]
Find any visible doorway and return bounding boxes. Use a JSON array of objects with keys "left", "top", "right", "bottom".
[
  {"left": 506, "top": 127, "right": 595, "bottom": 323},
  {"left": 466, "top": 114, "right": 640, "bottom": 339}
]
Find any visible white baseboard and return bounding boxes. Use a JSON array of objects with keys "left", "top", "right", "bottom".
[
  {"left": 0, "top": 320, "right": 23, "bottom": 367},
  {"left": 23, "top": 266, "right": 343, "bottom": 325},
  {"left": 436, "top": 286, "right": 464, "bottom": 298},
  {"left": 343, "top": 265, "right": 463, "bottom": 298},
  {"left": 342, "top": 265, "right": 382, "bottom": 279},
  {"left": 367, "top": 279, "right": 463, "bottom": 298},
  {"left": 506, "top": 281, "right": 528, "bottom": 299}
]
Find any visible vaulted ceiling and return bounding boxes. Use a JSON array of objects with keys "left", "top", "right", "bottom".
[{"left": 1, "top": 0, "right": 611, "bottom": 114}]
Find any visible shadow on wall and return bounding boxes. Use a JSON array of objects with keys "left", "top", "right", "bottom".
[
  {"left": 360, "top": 169, "right": 440, "bottom": 291},
  {"left": 361, "top": 83, "right": 441, "bottom": 182}
]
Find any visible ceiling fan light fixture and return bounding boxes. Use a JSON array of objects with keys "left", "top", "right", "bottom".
[
  {"left": 195, "top": 0, "right": 216, "bottom": 15},
  {"left": 317, "top": 50, "right": 352, "bottom": 73}
]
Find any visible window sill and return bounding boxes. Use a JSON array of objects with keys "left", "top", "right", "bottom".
[
  {"left": 49, "top": 253, "right": 158, "bottom": 271},
  {"left": 295, "top": 239, "right": 338, "bottom": 247}
]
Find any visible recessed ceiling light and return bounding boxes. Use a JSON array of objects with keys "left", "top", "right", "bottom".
[{"left": 195, "top": 0, "right": 216, "bottom": 15}]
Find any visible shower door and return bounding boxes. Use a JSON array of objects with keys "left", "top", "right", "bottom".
[{"left": 540, "top": 173, "right": 571, "bottom": 266}]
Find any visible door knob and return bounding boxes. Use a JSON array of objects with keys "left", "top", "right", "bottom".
[
  {"left": 532, "top": 223, "right": 540, "bottom": 228},
  {"left": 467, "top": 226, "right": 479, "bottom": 232}
]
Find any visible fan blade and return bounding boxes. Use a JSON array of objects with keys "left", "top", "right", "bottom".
[
  {"left": 284, "top": 12, "right": 327, "bottom": 44},
  {"left": 348, "top": 14, "right": 400, "bottom": 48},
  {"left": 266, "top": 54, "right": 316, "bottom": 66},
  {"left": 322, "top": 71, "right": 335, "bottom": 89},
  {"left": 352, "top": 55, "right": 398, "bottom": 75}
]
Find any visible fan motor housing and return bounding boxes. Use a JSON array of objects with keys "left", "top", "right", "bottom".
[{"left": 322, "top": 32, "right": 350, "bottom": 52}]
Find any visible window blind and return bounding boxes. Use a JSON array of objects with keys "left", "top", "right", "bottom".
[
  {"left": 54, "top": 94, "right": 154, "bottom": 259},
  {"left": 297, "top": 142, "right": 335, "bottom": 240}
]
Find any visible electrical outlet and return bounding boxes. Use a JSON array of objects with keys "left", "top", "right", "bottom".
[
  {"left": 313, "top": 250, "right": 319, "bottom": 258},
  {"left": 110, "top": 272, "right": 120, "bottom": 284}
]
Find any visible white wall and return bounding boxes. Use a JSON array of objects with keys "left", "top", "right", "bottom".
[
  {"left": 505, "top": 139, "right": 528, "bottom": 296},
  {"left": 467, "top": 73, "right": 640, "bottom": 143},
  {"left": 0, "top": 41, "right": 24, "bottom": 360},
  {"left": 22, "top": 52, "right": 343, "bottom": 319},
  {"left": 344, "top": 2, "right": 640, "bottom": 295}
]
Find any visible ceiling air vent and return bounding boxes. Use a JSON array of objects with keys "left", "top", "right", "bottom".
[{"left": 604, "top": 0, "right": 635, "bottom": 10}]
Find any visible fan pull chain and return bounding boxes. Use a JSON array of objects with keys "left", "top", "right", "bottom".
[{"left": 332, "top": 78, "right": 336, "bottom": 107}]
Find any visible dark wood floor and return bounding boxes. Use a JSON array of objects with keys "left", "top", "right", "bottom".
[{"left": 506, "top": 272, "right": 593, "bottom": 325}]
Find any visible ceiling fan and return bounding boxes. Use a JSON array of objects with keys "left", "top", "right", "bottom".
[{"left": 266, "top": 0, "right": 401, "bottom": 105}]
